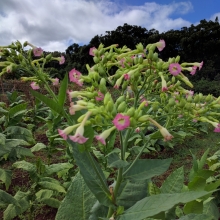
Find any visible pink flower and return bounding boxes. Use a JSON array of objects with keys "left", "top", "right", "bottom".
[
  {"left": 89, "top": 47, "right": 97, "bottom": 56},
  {"left": 112, "top": 113, "right": 130, "bottom": 131},
  {"left": 135, "top": 127, "right": 140, "bottom": 133},
  {"left": 95, "top": 126, "right": 116, "bottom": 145},
  {"left": 30, "top": 82, "right": 40, "bottom": 90},
  {"left": 199, "top": 61, "right": 203, "bottom": 70},
  {"left": 185, "top": 90, "right": 194, "bottom": 99},
  {"left": 124, "top": 73, "right": 130, "bottom": 80},
  {"left": 190, "top": 66, "right": 197, "bottom": 75},
  {"left": 58, "top": 125, "right": 78, "bottom": 140},
  {"left": 156, "top": 39, "right": 165, "bottom": 51},
  {"left": 95, "top": 91, "right": 104, "bottom": 101},
  {"left": 69, "top": 68, "right": 83, "bottom": 86},
  {"left": 140, "top": 97, "right": 148, "bottom": 106},
  {"left": 159, "top": 127, "right": 173, "bottom": 141},
  {"left": 69, "top": 111, "right": 92, "bottom": 144},
  {"left": 169, "top": 63, "right": 182, "bottom": 76},
  {"left": 33, "top": 47, "right": 43, "bottom": 57},
  {"left": 161, "top": 77, "right": 168, "bottom": 92},
  {"left": 214, "top": 123, "right": 220, "bottom": 133},
  {"left": 69, "top": 102, "right": 87, "bottom": 115},
  {"left": 120, "top": 58, "right": 125, "bottom": 68},
  {"left": 192, "top": 119, "right": 198, "bottom": 123},
  {"left": 52, "top": 78, "right": 59, "bottom": 86},
  {"left": 58, "top": 56, "right": 65, "bottom": 65}
]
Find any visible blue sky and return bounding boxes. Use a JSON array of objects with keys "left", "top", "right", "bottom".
[{"left": 0, "top": 0, "right": 219, "bottom": 52}]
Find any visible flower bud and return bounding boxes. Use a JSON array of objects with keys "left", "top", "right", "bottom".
[
  {"left": 175, "top": 55, "right": 180, "bottom": 63},
  {"left": 138, "top": 115, "right": 150, "bottom": 122},
  {"left": 104, "top": 92, "right": 112, "bottom": 105},
  {"left": 130, "top": 117, "right": 137, "bottom": 127},
  {"left": 98, "top": 65, "right": 106, "bottom": 76},
  {"left": 93, "top": 56, "right": 100, "bottom": 63},
  {"left": 126, "top": 107, "right": 135, "bottom": 117},
  {"left": 99, "top": 78, "right": 107, "bottom": 94},
  {"left": 168, "top": 98, "right": 176, "bottom": 106},
  {"left": 45, "top": 54, "right": 52, "bottom": 62},
  {"left": 193, "top": 95, "right": 200, "bottom": 103},
  {"left": 116, "top": 96, "right": 125, "bottom": 106},
  {"left": 136, "top": 43, "right": 144, "bottom": 52},
  {"left": 162, "top": 62, "right": 169, "bottom": 70},
  {"left": 152, "top": 102, "right": 160, "bottom": 111},
  {"left": 106, "top": 100, "right": 114, "bottom": 113},
  {"left": 147, "top": 50, "right": 153, "bottom": 59},
  {"left": 152, "top": 53, "right": 158, "bottom": 62},
  {"left": 205, "top": 94, "right": 213, "bottom": 102},
  {"left": 117, "top": 101, "right": 127, "bottom": 113}
]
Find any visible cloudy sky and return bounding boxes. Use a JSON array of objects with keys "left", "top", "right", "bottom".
[{"left": 0, "top": 0, "right": 219, "bottom": 52}]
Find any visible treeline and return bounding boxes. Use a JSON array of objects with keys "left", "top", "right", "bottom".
[{"left": 3, "top": 18, "right": 220, "bottom": 95}]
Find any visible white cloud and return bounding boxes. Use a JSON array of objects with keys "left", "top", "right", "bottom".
[
  {"left": 210, "top": 12, "right": 220, "bottom": 22},
  {"left": 0, "top": 0, "right": 193, "bottom": 52}
]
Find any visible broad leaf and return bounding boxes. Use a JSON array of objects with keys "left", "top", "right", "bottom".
[
  {"left": 58, "top": 73, "right": 68, "bottom": 107},
  {"left": 178, "top": 213, "right": 213, "bottom": 220},
  {"left": 0, "top": 189, "right": 20, "bottom": 207},
  {"left": 160, "top": 166, "right": 184, "bottom": 193},
  {"left": 203, "top": 200, "right": 220, "bottom": 220},
  {"left": 30, "top": 90, "right": 63, "bottom": 115},
  {"left": 3, "top": 191, "right": 30, "bottom": 220},
  {"left": 107, "top": 153, "right": 129, "bottom": 168},
  {"left": 13, "top": 160, "right": 36, "bottom": 173},
  {"left": 124, "top": 158, "right": 172, "bottom": 180},
  {"left": 5, "top": 126, "right": 35, "bottom": 144},
  {"left": 38, "top": 181, "right": 66, "bottom": 193},
  {"left": 35, "top": 189, "right": 53, "bottom": 201},
  {"left": 45, "top": 163, "right": 73, "bottom": 176},
  {"left": 56, "top": 173, "right": 96, "bottom": 220},
  {"left": 0, "top": 168, "right": 12, "bottom": 190},
  {"left": 8, "top": 103, "right": 27, "bottom": 118},
  {"left": 118, "top": 191, "right": 214, "bottom": 220},
  {"left": 41, "top": 198, "right": 60, "bottom": 208},
  {"left": 68, "top": 140, "right": 112, "bottom": 207},
  {"left": 183, "top": 200, "right": 203, "bottom": 214},
  {"left": 117, "top": 179, "right": 149, "bottom": 209},
  {"left": 31, "top": 143, "right": 47, "bottom": 152}
]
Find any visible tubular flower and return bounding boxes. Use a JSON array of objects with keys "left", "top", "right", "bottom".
[
  {"left": 51, "top": 78, "right": 59, "bottom": 86},
  {"left": 95, "top": 91, "right": 104, "bottom": 101},
  {"left": 54, "top": 55, "right": 65, "bottom": 65},
  {"left": 185, "top": 90, "right": 194, "bottom": 98},
  {"left": 30, "top": 82, "right": 40, "bottom": 90},
  {"left": 69, "top": 68, "right": 83, "bottom": 86},
  {"left": 120, "top": 58, "right": 125, "bottom": 68},
  {"left": 33, "top": 47, "right": 43, "bottom": 57},
  {"left": 169, "top": 63, "right": 182, "bottom": 76},
  {"left": 114, "top": 75, "right": 124, "bottom": 89},
  {"left": 69, "top": 102, "right": 87, "bottom": 115},
  {"left": 95, "top": 126, "right": 116, "bottom": 145},
  {"left": 112, "top": 113, "right": 130, "bottom": 131},
  {"left": 89, "top": 47, "right": 97, "bottom": 56},
  {"left": 159, "top": 127, "right": 174, "bottom": 141},
  {"left": 124, "top": 73, "right": 130, "bottom": 80},
  {"left": 69, "top": 111, "right": 92, "bottom": 144},
  {"left": 58, "top": 124, "right": 79, "bottom": 140},
  {"left": 155, "top": 39, "right": 165, "bottom": 51}
]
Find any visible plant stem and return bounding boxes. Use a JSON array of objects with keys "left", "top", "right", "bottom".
[
  {"left": 86, "top": 151, "right": 111, "bottom": 196},
  {"left": 123, "top": 139, "right": 150, "bottom": 176}
]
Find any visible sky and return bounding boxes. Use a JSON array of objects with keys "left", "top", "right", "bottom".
[{"left": 0, "top": 0, "right": 219, "bottom": 52}]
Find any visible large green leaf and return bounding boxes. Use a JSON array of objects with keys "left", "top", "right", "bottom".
[
  {"left": 41, "top": 198, "right": 61, "bottom": 208},
  {"left": 56, "top": 173, "right": 96, "bottom": 220},
  {"left": 124, "top": 158, "right": 172, "bottom": 180},
  {"left": 30, "top": 90, "right": 63, "bottom": 115},
  {"left": 5, "top": 126, "right": 35, "bottom": 144},
  {"left": 183, "top": 200, "right": 203, "bottom": 214},
  {"left": 38, "top": 181, "right": 66, "bottom": 193},
  {"left": 3, "top": 191, "right": 30, "bottom": 220},
  {"left": 117, "top": 179, "right": 149, "bottom": 209},
  {"left": 31, "top": 143, "right": 47, "bottom": 152},
  {"left": 178, "top": 213, "right": 213, "bottom": 220},
  {"left": 35, "top": 189, "right": 53, "bottom": 201},
  {"left": 0, "top": 189, "right": 20, "bottom": 208},
  {"left": 0, "top": 168, "right": 12, "bottom": 190},
  {"left": 8, "top": 103, "right": 27, "bottom": 118},
  {"left": 160, "top": 166, "right": 184, "bottom": 193},
  {"left": 58, "top": 73, "right": 68, "bottom": 107},
  {"left": 203, "top": 200, "right": 220, "bottom": 220},
  {"left": 107, "top": 152, "right": 129, "bottom": 168},
  {"left": 68, "top": 140, "right": 112, "bottom": 207},
  {"left": 13, "top": 160, "right": 36, "bottom": 173},
  {"left": 45, "top": 163, "right": 73, "bottom": 176},
  {"left": 117, "top": 191, "right": 214, "bottom": 220}
]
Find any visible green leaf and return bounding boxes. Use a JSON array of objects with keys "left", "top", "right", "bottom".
[
  {"left": 117, "top": 179, "right": 149, "bottom": 209},
  {"left": 56, "top": 173, "right": 96, "bottom": 220},
  {"left": 38, "top": 181, "right": 66, "bottom": 193},
  {"left": 41, "top": 198, "right": 61, "bottom": 208},
  {"left": 183, "top": 200, "right": 203, "bottom": 214},
  {"left": 160, "top": 166, "right": 184, "bottom": 193},
  {"left": 178, "top": 213, "right": 213, "bottom": 220},
  {"left": 13, "top": 160, "right": 36, "bottom": 173},
  {"left": 148, "top": 182, "right": 161, "bottom": 195},
  {"left": 68, "top": 140, "right": 112, "bottom": 207},
  {"left": 3, "top": 191, "right": 30, "bottom": 220},
  {"left": 35, "top": 189, "right": 53, "bottom": 201},
  {"left": 45, "top": 163, "right": 74, "bottom": 176},
  {"left": 58, "top": 73, "right": 68, "bottom": 107},
  {"left": 5, "top": 126, "right": 35, "bottom": 144},
  {"left": 203, "top": 200, "right": 220, "bottom": 220},
  {"left": 31, "top": 143, "right": 47, "bottom": 152},
  {"left": 13, "top": 146, "right": 35, "bottom": 158},
  {"left": 124, "top": 158, "right": 172, "bottom": 180},
  {"left": 188, "top": 177, "right": 206, "bottom": 191},
  {"left": 0, "top": 133, "right": 6, "bottom": 145},
  {"left": 0, "top": 189, "right": 21, "bottom": 208},
  {"left": 198, "top": 148, "right": 210, "bottom": 170},
  {"left": 88, "top": 201, "right": 108, "bottom": 220},
  {"left": 118, "top": 191, "right": 214, "bottom": 220},
  {"left": 8, "top": 103, "right": 27, "bottom": 118},
  {"left": 107, "top": 152, "right": 129, "bottom": 168},
  {"left": 30, "top": 90, "right": 63, "bottom": 115},
  {"left": 0, "top": 168, "right": 12, "bottom": 190}
]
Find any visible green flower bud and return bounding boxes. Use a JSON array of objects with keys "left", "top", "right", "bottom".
[
  {"left": 116, "top": 96, "right": 125, "bottom": 105},
  {"left": 147, "top": 50, "right": 154, "bottom": 59},
  {"left": 130, "top": 117, "right": 137, "bottom": 127},
  {"left": 205, "top": 94, "right": 213, "bottom": 102},
  {"left": 117, "top": 101, "right": 127, "bottom": 113},
  {"left": 149, "top": 45, "right": 156, "bottom": 51},
  {"left": 126, "top": 107, "right": 135, "bottom": 117},
  {"left": 138, "top": 56, "right": 143, "bottom": 64},
  {"left": 152, "top": 102, "right": 160, "bottom": 111},
  {"left": 104, "top": 92, "right": 112, "bottom": 105},
  {"left": 152, "top": 53, "right": 158, "bottom": 62},
  {"left": 45, "top": 54, "right": 52, "bottom": 62},
  {"left": 178, "top": 99, "right": 186, "bottom": 108},
  {"left": 138, "top": 115, "right": 150, "bottom": 122},
  {"left": 106, "top": 100, "right": 114, "bottom": 113},
  {"left": 162, "top": 62, "right": 169, "bottom": 70},
  {"left": 187, "top": 95, "right": 193, "bottom": 102},
  {"left": 171, "top": 76, "right": 175, "bottom": 83},
  {"left": 122, "top": 80, "right": 129, "bottom": 91},
  {"left": 98, "top": 65, "right": 106, "bottom": 76},
  {"left": 168, "top": 98, "right": 176, "bottom": 106},
  {"left": 133, "top": 57, "right": 138, "bottom": 65},
  {"left": 99, "top": 78, "right": 107, "bottom": 94},
  {"left": 175, "top": 55, "right": 180, "bottom": 63},
  {"left": 99, "top": 48, "right": 105, "bottom": 56},
  {"left": 93, "top": 56, "right": 100, "bottom": 63},
  {"left": 194, "top": 95, "right": 200, "bottom": 103},
  {"left": 184, "top": 103, "right": 192, "bottom": 110},
  {"left": 136, "top": 43, "right": 144, "bottom": 52}
]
